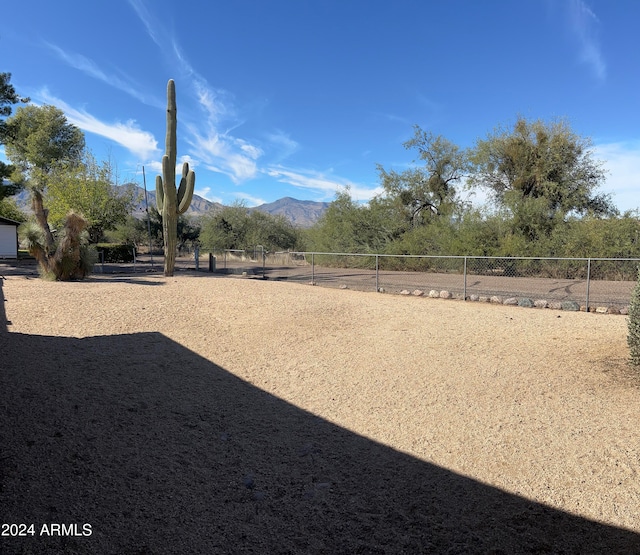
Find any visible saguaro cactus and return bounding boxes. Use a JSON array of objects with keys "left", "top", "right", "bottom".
[{"left": 156, "top": 79, "right": 195, "bottom": 277}]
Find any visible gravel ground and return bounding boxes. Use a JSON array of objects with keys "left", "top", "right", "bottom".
[{"left": 1, "top": 273, "right": 639, "bottom": 554}]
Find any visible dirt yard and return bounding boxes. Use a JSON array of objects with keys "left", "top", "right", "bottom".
[{"left": 1, "top": 273, "right": 639, "bottom": 554}]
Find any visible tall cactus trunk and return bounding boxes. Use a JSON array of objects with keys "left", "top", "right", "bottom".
[{"left": 156, "top": 79, "right": 195, "bottom": 277}]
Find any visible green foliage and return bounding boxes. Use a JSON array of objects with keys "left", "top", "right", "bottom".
[
  {"left": 4, "top": 104, "right": 85, "bottom": 191},
  {"left": 45, "top": 153, "right": 136, "bottom": 242},
  {"left": 306, "top": 189, "right": 393, "bottom": 253},
  {"left": 468, "top": 117, "right": 617, "bottom": 239},
  {"left": 155, "top": 79, "right": 195, "bottom": 276},
  {"left": 95, "top": 243, "right": 135, "bottom": 263},
  {"left": 0, "top": 197, "right": 27, "bottom": 222},
  {"left": 375, "top": 127, "right": 468, "bottom": 229},
  {"left": 0, "top": 72, "right": 29, "bottom": 189},
  {"left": 200, "top": 203, "right": 300, "bottom": 252},
  {"left": 4, "top": 103, "right": 85, "bottom": 259},
  {"left": 628, "top": 268, "right": 640, "bottom": 366}
]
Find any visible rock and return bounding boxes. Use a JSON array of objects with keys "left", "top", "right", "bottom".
[
  {"left": 620, "top": 306, "right": 629, "bottom": 315},
  {"left": 534, "top": 299, "right": 548, "bottom": 308},
  {"left": 428, "top": 290, "right": 440, "bottom": 298},
  {"left": 607, "top": 306, "right": 620, "bottom": 315},
  {"left": 400, "top": 289, "right": 411, "bottom": 295},
  {"left": 378, "top": 287, "right": 386, "bottom": 293},
  {"left": 503, "top": 297, "right": 518, "bottom": 305},
  {"left": 548, "top": 301, "right": 563, "bottom": 310},
  {"left": 479, "top": 296, "right": 490, "bottom": 303},
  {"left": 339, "top": 284, "right": 348, "bottom": 289},
  {"left": 595, "top": 306, "right": 608, "bottom": 314},
  {"left": 468, "top": 294, "right": 479, "bottom": 302},
  {"left": 439, "top": 290, "right": 452, "bottom": 299},
  {"left": 412, "top": 289, "right": 424, "bottom": 296},
  {"left": 490, "top": 296, "right": 503, "bottom": 304},
  {"left": 518, "top": 298, "right": 534, "bottom": 308},
  {"left": 561, "top": 300, "right": 580, "bottom": 311}
]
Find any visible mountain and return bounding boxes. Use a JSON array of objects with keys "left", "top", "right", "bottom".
[
  {"left": 13, "top": 184, "right": 328, "bottom": 228},
  {"left": 129, "top": 185, "right": 224, "bottom": 219},
  {"left": 253, "top": 197, "right": 329, "bottom": 228}
]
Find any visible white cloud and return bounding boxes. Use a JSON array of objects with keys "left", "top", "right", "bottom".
[
  {"left": 594, "top": 142, "right": 640, "bottom": 212},
  {"left": 44, "top": 43, "right": 157, "bottom": 107},
  {"left": 128, "top": 0, "right": 162, "bottom": 48},
  {"left": 194, "top": 187, "right": 223, "bottom": 204},
  {"left": 234, "top": 192, "right": 267, "bottom": 207},
  {"left": 191, "top": 132, "right": 262, "bottom": 183},
  {"left": 266, "top": 131, "right": 300, "bottom": 163},
  {"left": 38, "top": 90, "right": 159, "bottom": 161},
  {"left": 567, "top": 0, "right": 606, "bottom": 80},
  {"left": 266, "top": 166, "right": 383, "bottom": 201}
]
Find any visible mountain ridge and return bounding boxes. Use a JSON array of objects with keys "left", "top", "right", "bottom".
[{"left": 11, "top": 184, "right": 329, "bottom": 228}]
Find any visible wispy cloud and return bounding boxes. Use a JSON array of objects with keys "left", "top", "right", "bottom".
[
  {"left": 266, "top": 166, "right": 383, "bottom": 201},
  {"left": 194, "top": 186, "right": 223, "bottom": 204},
  {"left": 127, "top": 0, "right": 163, "bottom": 49},
  {"left": 38, "top": 89, "right": 159, "bottom": 161},
  {"left": 594, "top": 141, "right": 640, "bottom": 212},
  {"left": 266, "top": 131, "right": 300, "bottom": 163},
  {"left": 129, "top": 0, "right": 268, "bottom": 185},
  {"left": 44, "top": 42, "right": 158, "bottom": 107},
  {"left": 233, "top": 192, "right": 267, "bottom": 207},
  {"left": 566, "top": 0, "right": 606, "bottom": 80}
]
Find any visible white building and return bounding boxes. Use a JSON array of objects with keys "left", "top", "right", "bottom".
[{"left": 0, "top": 216, "right": 20, "bottom": 258}]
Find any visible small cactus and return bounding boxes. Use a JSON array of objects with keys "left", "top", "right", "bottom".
[{"left": 156, "top": 79, "right": 195, "bottom": 277}]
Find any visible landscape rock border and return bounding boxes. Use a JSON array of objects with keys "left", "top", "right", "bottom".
[{"left": 399, "top": 288, "right": 629, "bottom": 315}]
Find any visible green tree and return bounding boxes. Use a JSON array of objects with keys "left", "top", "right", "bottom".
[
  {"left": 0, "top": 197, "right": 27, "bottom": 222},
  {"left": 4, "top": 104, "right": 85, "bottom": 253},
  {"left": 200, "top": 202, "right": 300, "bottom": 252},
  {"left": 45, "top": 152, "right": 136, "bottom": 242},
  {"left": 376, "top": 126, "right": 468, "bottom": 230},
  {"left": 5, "top": 104, "right": 93, "bottom": 279},
  {"left": 0, "top": 72, "right": 29, "bottom": 195},
  {"left": 468, "top": 117, "right": 616, "bottom": 240},
  {"left": 306, "top": 189, "right": 393, "bottom": 253},
  {"left": 200, "top": 203, "right": 249, "bottom": 251}
]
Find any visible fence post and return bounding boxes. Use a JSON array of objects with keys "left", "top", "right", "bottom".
[
  {"left": 312, "top": 253, "right": 315, "bottom": 284},
  {"left": 133, "top": 248, "right": 136, "bottom": 273},
  {"left": 586, "top": 258, "right": 591, "bottom": 312},
  {"left": 376, "top": 255, "right": 379, "bottom": 292},
  {"left": 463, "top": 256, "right": 467, "bottom": 300},
  {"left": 194, "top": 246, "right": 199, "bottom": 271}
]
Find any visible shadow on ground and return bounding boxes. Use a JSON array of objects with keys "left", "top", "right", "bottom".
[{"left": 1, "top": 280, "right": 639, "bottom": 554}]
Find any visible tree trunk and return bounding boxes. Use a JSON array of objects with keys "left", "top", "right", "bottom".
[{"left": 30, "top": 189, "right": 55, "bottom": 254}]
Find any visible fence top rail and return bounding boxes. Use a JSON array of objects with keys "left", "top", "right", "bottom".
[{"left": 287, "top": 251, "right": 640, "bottom": 263}]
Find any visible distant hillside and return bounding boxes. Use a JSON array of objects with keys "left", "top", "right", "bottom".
[
  {"left": 129, "top": 185, "right": 224, "bottom": 219},
  {"left": 253, "top": 197, "right": 329, "bottom": 228},
  {"left": 13, "top": 184, "right": 328, "bottom": 228}
]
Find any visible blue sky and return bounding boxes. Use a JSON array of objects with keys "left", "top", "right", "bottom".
[{"left": 3, "top": 0, "right": 640, "bottom": 211}]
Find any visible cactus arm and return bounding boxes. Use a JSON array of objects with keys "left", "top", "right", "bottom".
[
  {"left": 155, "top": 175, "right": 164, "bottom": 212},
  {"left": 177, "top": 163, "right": 196, "bottom": 214}
]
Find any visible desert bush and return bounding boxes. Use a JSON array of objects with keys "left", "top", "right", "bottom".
[
  {"left": 19, "top": 212, "right": 98, "bottom": 280},
  {"left": 627, "top": 267, "right": 640, "bottom": 366},
  {"left": 96, "top": 243, "right": 135, "bottom": 263}
]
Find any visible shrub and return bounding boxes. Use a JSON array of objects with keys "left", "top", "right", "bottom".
[
  {"left": 627, "top": 267, "right": 640, "bottom": 365},
  {"left": 96, "top": 243, "right": 135, "bottom": 263}
]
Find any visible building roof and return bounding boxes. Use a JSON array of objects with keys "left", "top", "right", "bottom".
[{"left": 0, "top": 216, "right": 22, "bottom": 226}]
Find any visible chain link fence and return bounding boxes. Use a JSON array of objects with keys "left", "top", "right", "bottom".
[
  {"left": 218, "top": 251, "right": 638, "bottom": 312},
  {"left": 86, "top": 248, "right": 640, "bottom": 312}
]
